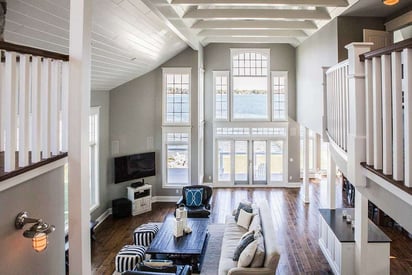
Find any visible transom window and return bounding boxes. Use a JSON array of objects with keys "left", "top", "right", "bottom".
[{"left": 162, "top": 68, "right": 191, "bottom": 125}]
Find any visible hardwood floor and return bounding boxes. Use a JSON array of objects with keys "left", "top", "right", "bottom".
[{"left": 91, "top": 179, "right": 412, "bottom": 274}]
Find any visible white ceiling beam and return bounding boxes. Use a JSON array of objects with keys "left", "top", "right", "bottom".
[
  {"left": 191, "top": 20, "right": 317, "bottom": 30},
  {"left": 198, "top": 29, "right": 308, "bottom": 37},
  {"left": 172, "top": 0, "right": 348, "bottom": 7},
  {"left": 202, "top": 36, "right": 300, "bottom": 46},
  {"left": 141, "top": 0, "right": 201, "bottom": 50},
  {"left": 184, "top": 7, "right": 330, "bottom": 20}
]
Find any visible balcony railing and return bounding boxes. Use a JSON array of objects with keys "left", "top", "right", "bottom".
[{"left": 0, "top": 41, "right": 69, "bottom": 181}]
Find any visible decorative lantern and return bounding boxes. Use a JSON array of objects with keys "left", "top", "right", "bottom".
[
  {"left": 176, "top": 205, "right": 188, "bottom": 228},
  {"left": 173, "top": 218, "right": 184, "bottom": 238}
]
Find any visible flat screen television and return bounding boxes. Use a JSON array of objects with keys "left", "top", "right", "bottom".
[{"left": 114, "top": 152, "right": 155, "bottom": 184}]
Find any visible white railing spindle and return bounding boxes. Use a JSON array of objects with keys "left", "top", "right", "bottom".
[
  {"left": 50, "top": 60, "right": 61, "bottom": 156},
  {"left": 381, "top": 54, "right": 392, "bottom": 176},
  {"left": 372, "top": 57, "right": 383, "bottom": 170},
  {"left": 18, "top": 54, "right": 30, "bottom": 167},
  {"left": 403, "top": 48, "right": 412, "bottom": 187},
  {"left": 391, "top": 51, "right": 403, "bottom": 181},
  {"left": 41, "top": 58, "right": 51, "bottom": 159},
  {"left": 4, "top": 52, "right": 17, "bottom": 172},
  {"left": 365, "top": 59, "right": 373, "bottom": 166},
  {"left": 31, "top": 56, "right": 42, "bottom": 163},
  {"left": 0, "top": 61, "right": 4, "bottom": 152},
  {"left": 61, "top": 62, "right": 69, "bottom": 152}
]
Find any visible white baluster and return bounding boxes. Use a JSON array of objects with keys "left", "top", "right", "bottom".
[
  {"left": 391, "top": 51, "right": 403, "bottom": 181},
  {"left": 365, "top": 59, "right": 374, "bottom": 166},
  {"left": 403, "top": 48, "right": 412, "bottom": 187},
  {"left": 338, "top": 68, "right": 342, "bottom": 148},
  {"left": 381, "top": 54, "right": 392, "bottom": 176},
  {"left": 18, "top": 54, "right": 30, "bottom": 167},
  {"left": 4, "top": 52, "right": 17, "bottom": 172},
  {"left": 372, "top": 56, "right": 382, "bottom": 170},
  {"left": 0, "top": 60, "right": 4, "bottom": 152},
  {"left": 31, "top": 56, "right": 42, "bottom": 163},
  {"left": 50, "top": 60, "right": 61, "bottom": 155},
  {"left": 61, "top": 62, "right": 69, "bottom": 152},
  {"left": 41, "top": 58, "right": 51, "bottom": 159}
]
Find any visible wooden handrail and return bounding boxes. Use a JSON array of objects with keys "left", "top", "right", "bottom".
[
  {"left": 0, "top": 41, "right": 69, "bottom": 61},
  {"left": 360, "top": 37, "right": 412, "bottom": 62}
]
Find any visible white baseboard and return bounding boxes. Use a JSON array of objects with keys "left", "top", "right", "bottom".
[
  {"left": 152, "top": 196, "right": 180, "bottom": 203},
  {"left": 94, "top": 208, "right": 112, "bottom": 230},
  {"left": 287, "top": 182, "right": 302, "bottom": 188}
]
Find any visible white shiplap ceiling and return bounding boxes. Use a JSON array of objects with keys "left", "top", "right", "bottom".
[
  {"left": 4, "top": 0, "right": 187, "bottom": 91},
  {"left": 143, "top": 0, "right": 360, "bottom": 48}
]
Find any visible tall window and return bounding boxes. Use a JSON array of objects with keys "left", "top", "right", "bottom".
[
  {"left": 162, "top": 68, "right": 191, "bottom": 187},
  {"left": 163, "top": 68, "right": 191, "bottom": 125},
  {"left": 272, "top": 71, "right": 288, "bottom": 121},
  {"left": 89, "top": 107, "right": 100, "bottom": 211},
  {"left": 64, "top": 107, "right": 100, "bottom": 232},
  {"left": 231, "top": 49, "right": 269, "bottom": 120},
  {"left": 213, "top": 71, "right": 229, "bottom": 120}
]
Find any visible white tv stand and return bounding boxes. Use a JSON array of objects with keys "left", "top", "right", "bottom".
[{"left": 127, "top": 184, "right": 152, "bottom": 216}]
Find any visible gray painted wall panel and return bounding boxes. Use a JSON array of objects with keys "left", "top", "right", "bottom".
[
  {"left": 110, "top": 48, "right": 198, "bottom": 198},
  {"left": 0, "top": 168, "right": 65, "bottom": 275},
  {"left": 296, "top": 19, "right": 338, "bottom": 135}
]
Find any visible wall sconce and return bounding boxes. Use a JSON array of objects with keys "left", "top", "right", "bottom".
[
  {"left": 15, "top": 211, "right": 55, "bottom": 252},
  {"left": 382, "top": 0, "right": 399, "bottom": 5}
]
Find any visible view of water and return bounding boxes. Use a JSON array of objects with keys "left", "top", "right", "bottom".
[{"left": 233, "top": 94, "right": 267, "bottom": 119}]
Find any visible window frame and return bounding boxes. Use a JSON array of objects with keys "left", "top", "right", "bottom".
[
  {"left": 213, "top": 70, "right": 230, "bottom": 121},
  {"left": 230, "top": 48, "right": 271, "bottom": 122},
  {"left": 162, "top": 67, "right": 192, "bottom": 126},
  {"left": 89, "top": 106, "right": 100, "bottom": 212},
  {"left": 271, "top": 71, "right": 288, "bottom": 121},
  {"left": 162, "top": 127, "right": 191, "bottom": 188}
]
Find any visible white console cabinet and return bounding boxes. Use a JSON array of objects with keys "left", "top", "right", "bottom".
[
  {"left": 127, "top": 184, "right": 152, "bottom": 216},
  {"left": 319, "top": 208, "right": 390, "bottom": 275}
]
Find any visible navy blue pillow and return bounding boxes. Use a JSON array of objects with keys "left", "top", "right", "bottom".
[
  {"left": 233, "top": 233, "right": 254, "bottom": 261},
  {"left": 185, "top": 188, "right": 203, "bottom": 207}
]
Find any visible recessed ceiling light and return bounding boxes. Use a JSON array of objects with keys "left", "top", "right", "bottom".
[{"left": 382, "top": 0, "right": 399, "bottom": 6}]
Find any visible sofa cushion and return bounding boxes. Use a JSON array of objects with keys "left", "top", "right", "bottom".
[
  {"left": 237, "top": 209, "right": 254, "bottom": 229},
  {"left": 250, "top": 230, "right": 265, "bottom": 267},
  {"left": 234, "top": 202, "right": 253, "bottom": 222},
  {"left": 249, "top": 213, "right": 261, "bottom": 232},
  {"left": 233, "top": 231, "right": 254, "bottom": 261},
  {"left": 238, "top": 240, "right": 258, "bottom": 267}
]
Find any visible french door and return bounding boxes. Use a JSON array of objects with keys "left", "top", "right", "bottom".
[{"left": 216, "top": 138, "right": 285, "bottom": 185}]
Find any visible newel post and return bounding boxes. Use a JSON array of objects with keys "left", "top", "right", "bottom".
[
  {"left": 345, "top": 42, "right": 373, "bottom": 275},
  {"left": 345, "top": 42, "right": 373, "bottom": 187}
]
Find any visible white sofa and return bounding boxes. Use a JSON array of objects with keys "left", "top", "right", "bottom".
[{"left": 218, "top": 201, "right": 281, "bottom": 275}]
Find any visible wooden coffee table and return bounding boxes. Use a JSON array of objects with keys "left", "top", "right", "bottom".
[{"left": 146, "top": 216, "right": 209, "bottom": 273}]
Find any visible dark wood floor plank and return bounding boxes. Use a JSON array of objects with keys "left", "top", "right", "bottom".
[{"left": 91, "top": 179, "right": 412, "bottom": 274}]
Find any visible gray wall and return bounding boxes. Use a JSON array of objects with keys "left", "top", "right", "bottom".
[
  {"left": 296, "top": 18, "right": 339, "bottom": 135},
  {"left": 296, "top": 17, "right": 386, "bottom": 135},
  {"left": 110, "top": 47, "right": 198, "bottom": 198},
  {"left": 203, "top": 43, "right": 300, "bottom": 182},
  {"left": 0, "top": 168, "right": 65, "bottom": 275},
  {"left": 91, "top": 91, "right": 111, "bottom": 220}
]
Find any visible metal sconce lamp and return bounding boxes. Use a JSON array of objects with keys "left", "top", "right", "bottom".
[
  {"left": 382, "top": 0, "right": 399, "bottom": 5},
  {"left": 15, "top": 211, "right": 55, "bottom": 252}
]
